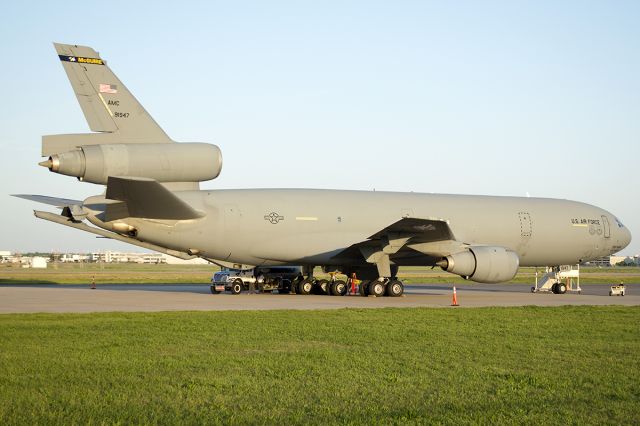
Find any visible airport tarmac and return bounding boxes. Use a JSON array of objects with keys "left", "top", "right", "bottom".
[{"left": 0, "top": 283, "right": 638, "bottom": 313}]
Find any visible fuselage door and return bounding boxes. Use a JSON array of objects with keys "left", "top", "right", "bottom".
[
  {"left": 518, "top": 212, "right": 532, "bottom": 238},
  {"left": 602, "top": 215, "right": 610, "bottom": 238}
]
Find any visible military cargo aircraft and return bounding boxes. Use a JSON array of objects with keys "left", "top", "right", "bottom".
[{"left": 14, "top": 43, "right": 632, "bottom": 297}]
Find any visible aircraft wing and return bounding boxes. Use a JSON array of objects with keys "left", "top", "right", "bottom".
[
  {"left": 367, "top": 217, "right": 455, "bottom": 243},
  {"left": 105, "top": 176, "right": 204, "bottom": 220},
  {"left": 332, "top": 217, "right": 466, "bottom": 263},
  {"left": 12, "top": 194, "right": 82, "bottom": 208}
]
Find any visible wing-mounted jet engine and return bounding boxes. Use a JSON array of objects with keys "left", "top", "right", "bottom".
[{"left": 436, "top": 246, "right": 519, "bottom": 283}]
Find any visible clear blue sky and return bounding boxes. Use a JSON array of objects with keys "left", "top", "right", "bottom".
[{"left": 1, "top": 1, "right": 638, "bottom": 255}]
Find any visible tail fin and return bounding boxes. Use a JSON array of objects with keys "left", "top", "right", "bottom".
[{"left": 53, "top": 43, "right": 170, "bottom": 143}]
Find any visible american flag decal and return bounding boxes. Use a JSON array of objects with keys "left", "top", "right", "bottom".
[{"left": 99, "top": 83, "right": 118, "bottom": 94}]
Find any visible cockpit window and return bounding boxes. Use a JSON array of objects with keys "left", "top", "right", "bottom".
[{"left": 615, "top": 217, "right": 624, "bottom": 228}]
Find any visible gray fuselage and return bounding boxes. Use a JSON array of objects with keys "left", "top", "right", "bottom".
[{"left": 104, "top": 189, "right": 631, "bottom": 269}]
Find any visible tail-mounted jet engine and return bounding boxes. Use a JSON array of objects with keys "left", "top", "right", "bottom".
[
  {"left": 436, "top": 246, "right": 519, "bottom": 283},
  {"left": 40, "top": 142, "right": 222, "bottom": 184}
]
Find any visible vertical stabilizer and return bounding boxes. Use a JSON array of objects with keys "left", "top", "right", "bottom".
[{"left": 53, "top": 43, "right": 171, "bottom": 143}]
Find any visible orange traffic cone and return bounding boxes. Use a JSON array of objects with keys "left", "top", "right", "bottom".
[{"left": 451, "top": 286, "right": 459, "bottom": 306}]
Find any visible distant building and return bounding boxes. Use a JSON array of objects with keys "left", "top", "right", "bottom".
[
  {"left": 583, "top": 256, "right": 612, "bottom": 267},
  {"left": 0, "top": 251, "right": 12, "bottom": 263},
  {"left": 60, "top": 253, "right": 90, "bottom": 263},
  {"left": 91, "top": 251, "right": 165, "bottom": 264},
  {"left": 582, "top": 255, "right": 637, "bottom": 267},
  {"left": 87, "top": 251, "right": 211, "bottom": 264},
  {"left": 30, "top": 257, "right": 47, "bottom": 268}
]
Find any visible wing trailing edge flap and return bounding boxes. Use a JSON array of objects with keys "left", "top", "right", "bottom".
[
  {"left": 332, "top": 217, "right": 467, "bottom": 261},
  {"left": 105, "top": 176, "right": 204, "bottom": 221}
]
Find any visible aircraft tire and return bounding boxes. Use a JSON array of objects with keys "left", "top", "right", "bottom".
[
  {"left": 331, "top": 280, "right": 347, "bottom": 296},
  {"left": 298, "top": 279, "right": 313, "bottom": 295},
  {"left": 386, "top": 280, "right": 404, "bottom": 297},
  {"left": 231, "top": 280, "right": 243, "bottom": 295},
  {"left": 316, "top": 279, "right": 329, "bottom": 295},
  {"left": 369, "top": 281, "right": 385, "bottom": 297}
]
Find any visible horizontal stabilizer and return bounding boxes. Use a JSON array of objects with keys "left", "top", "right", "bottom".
[
  {"left": 12, "top": 194, "right": 82, "bottom": 208},
  {"left": 34, "top": 210, "right": 197, "bottom": 260},
  {"left": 105, "top": 176, "right": 204, "bottom": 220}
]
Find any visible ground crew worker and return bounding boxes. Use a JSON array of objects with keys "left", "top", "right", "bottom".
[{"left": 249, "top": 271, "right": 262, "bottom": 294}]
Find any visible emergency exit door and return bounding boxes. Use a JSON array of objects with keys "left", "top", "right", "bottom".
[{"left": 518, "top": 212, "right": 532, "bottom": 237}]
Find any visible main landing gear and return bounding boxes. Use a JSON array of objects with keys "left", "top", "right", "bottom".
[
  {"left": 292, "top": 266, "right": 404, "bottom": 297},
  {"left": 293, "top": 273, "right": 349, "bottom": 296},
  {"left": 359, "top": 278, "right": 404, "bottom": 297}
]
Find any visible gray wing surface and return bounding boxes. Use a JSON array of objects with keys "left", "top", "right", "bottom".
[
  {"left": 11, "top": 194, "right": 82, "bottom": 207},
  {"left": 333, "top": 217, "right": 466, "bottom": 264}
]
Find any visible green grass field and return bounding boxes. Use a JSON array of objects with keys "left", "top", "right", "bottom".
[{"left": 1, "top": 307, "right": 638, "bottom": 424}]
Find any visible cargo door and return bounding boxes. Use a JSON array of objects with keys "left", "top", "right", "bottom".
[{"left": 602, "top": 215, "right": 610, "bottom": 238}]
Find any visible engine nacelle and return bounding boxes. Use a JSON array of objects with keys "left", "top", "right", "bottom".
[
  {"left": 437, "top": 246, "right": 519, "bottom": 283},
  {"left": 41, "top": 143, "right": 222, "bottom": 184}
]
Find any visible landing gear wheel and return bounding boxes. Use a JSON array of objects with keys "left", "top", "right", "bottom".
[
  {"left": 359, "top": 281, "right": 369, "bottom": 297},
  {"left": 369, "top": 281, "right": 386, "bottom": 297},
  {"left": 298, "top": 278, "right": 313, "bottom": 295},
  {"left": 386, "top": 280, "right": 404, "bottom": 297},
  {"left": 331, "top": 280, "right": 348, "bottom": 296},
  {"left": 316, "top": 279, "right": 329, "bottom": 295},
  {"left": 231, "top": 279, "right": 243, "bottom": 295}
]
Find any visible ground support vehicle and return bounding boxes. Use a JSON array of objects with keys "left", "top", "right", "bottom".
[
  {"left": 211, "top": 266, "right": 302, "bottom": 295},
  {"left": 532, "top": 265, "right": 581, "bottom": 294},
  {"left": 609, "top": 284, "right": 626, "bottom": 296}
]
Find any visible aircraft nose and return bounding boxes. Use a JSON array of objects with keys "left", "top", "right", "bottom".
[{"left": 621, "top": 226, "right": 632, "bottom": 250}]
